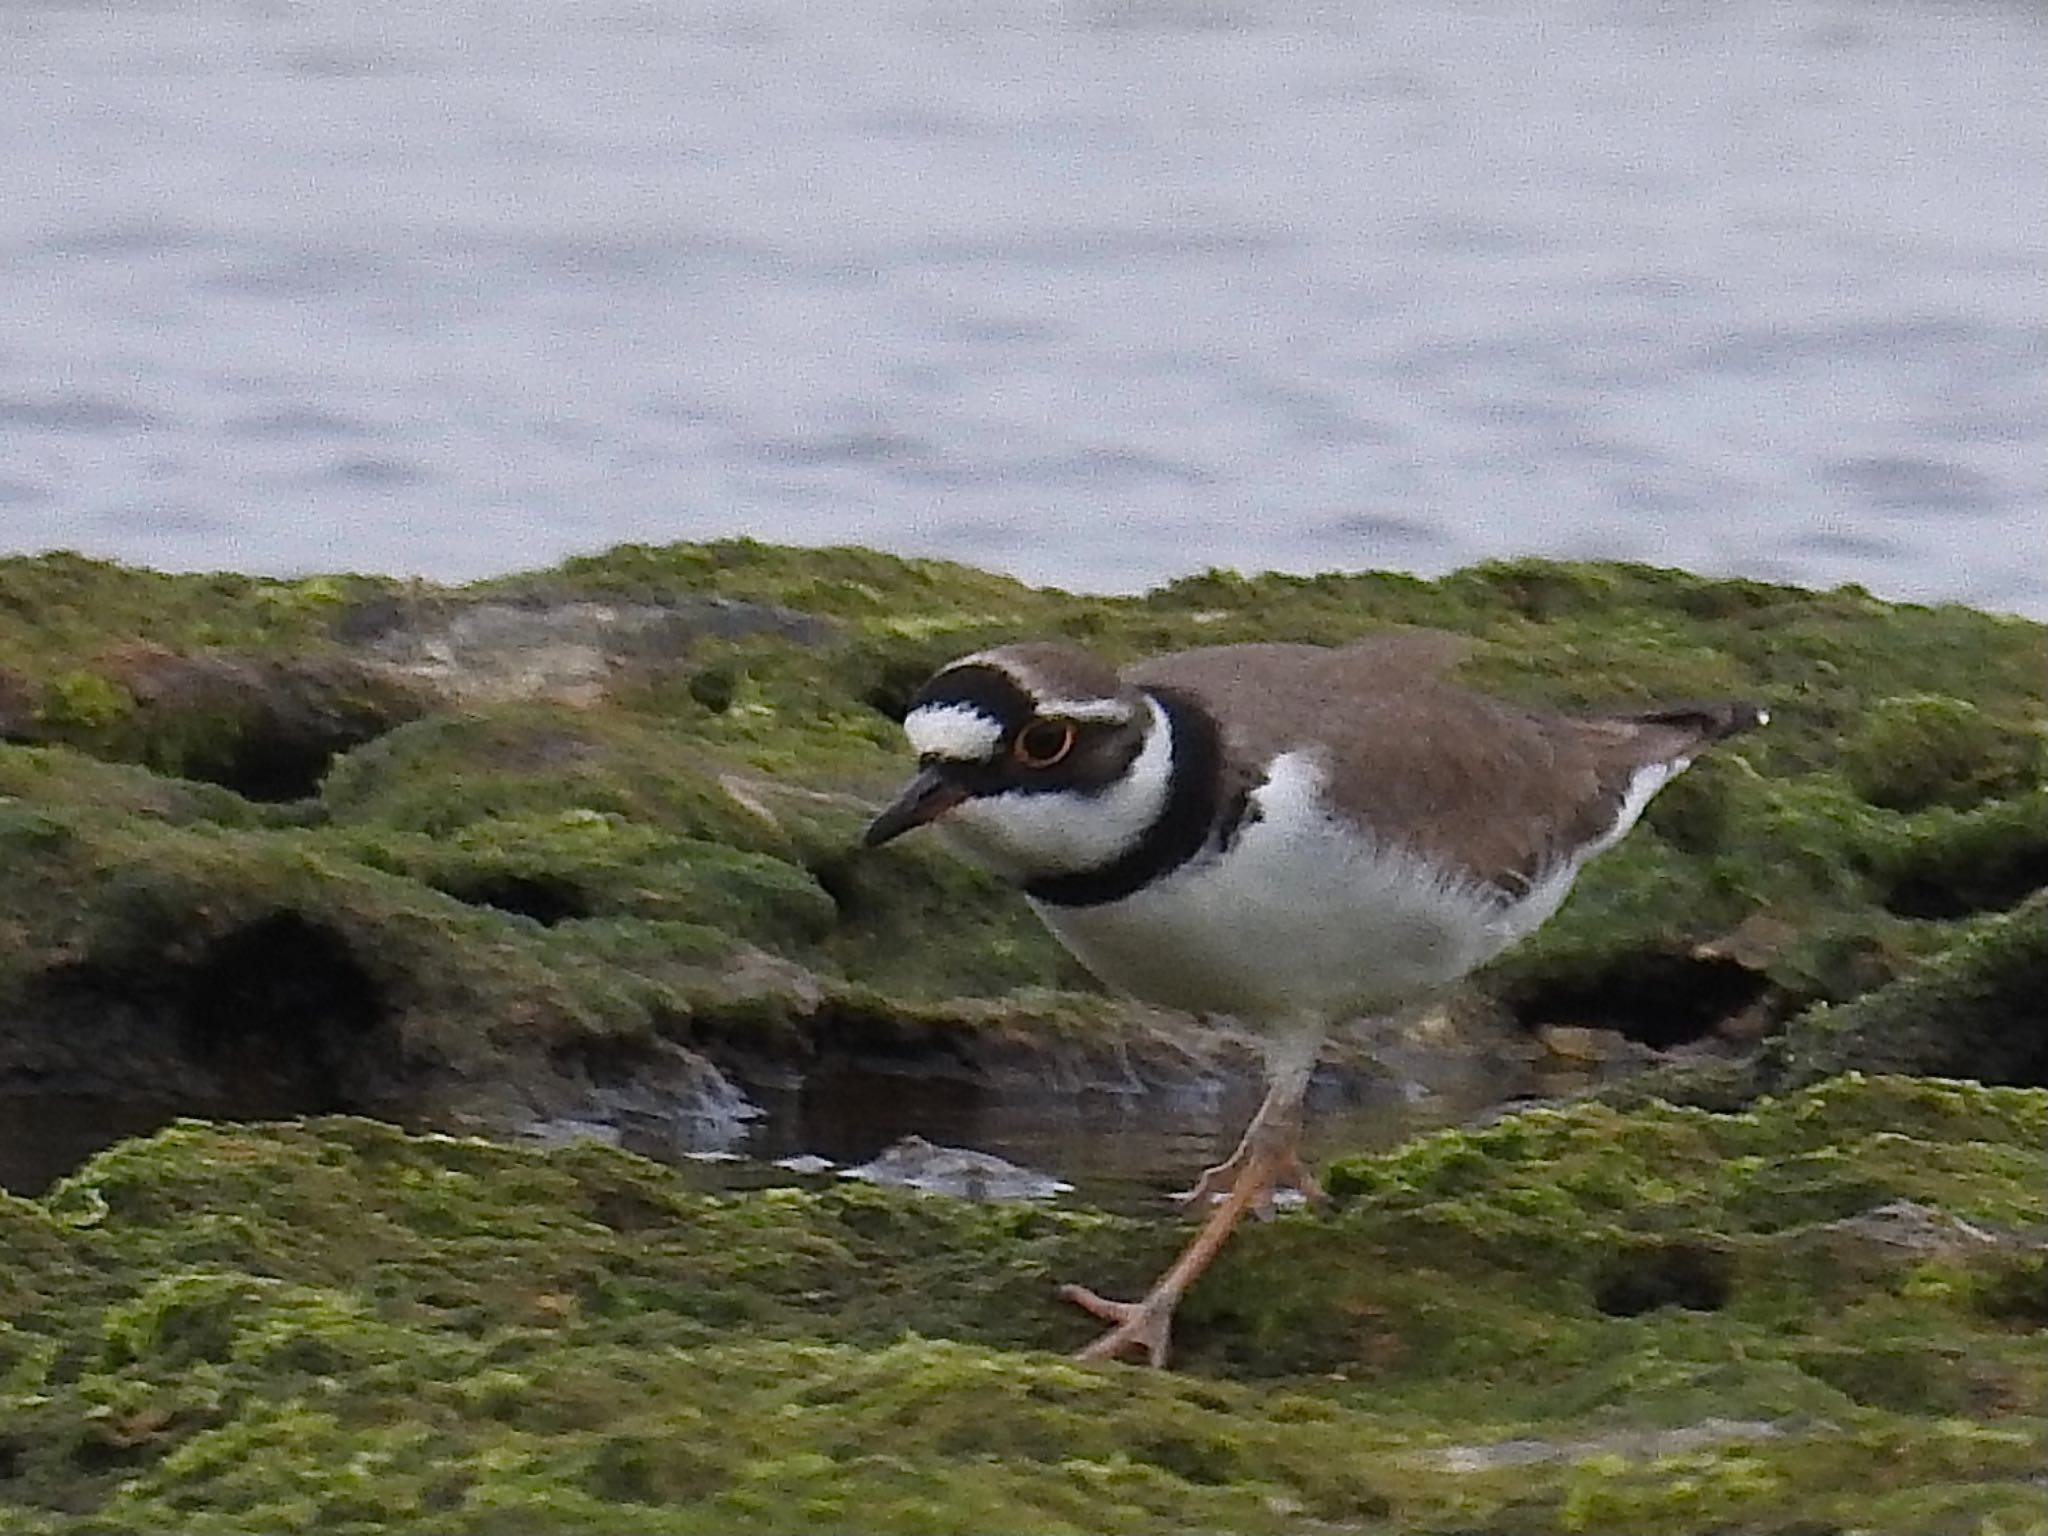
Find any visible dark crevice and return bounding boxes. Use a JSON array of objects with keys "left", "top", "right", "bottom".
[
  {"left": 184, "top": 728, "right": 367, "bottom": 804},
  {"left": 785, "top": 1063, "right": 986, "bottom": 1169},
  {"left": 68, "top": 1435, "right": 155, "bottom": 1476},
  {"left": 177, "top": 912, "right": 386, "bottom": 1110},
  {"left": 861, "top": 685, "right": 915, "bottom": 725},
  {"left": 858, "top": 650, "right": 966, "bottom": 725},
  {"left": 153, "top": 681, "right": 423, "bottom": 802},
  {"left": 1505, "top": 952, "right": 1774, "bottom": 1049},
  {"left": 437, "top": 873, "right": 591, "bottom": 927},
  {"left": 686, "top": 666, "right": 737, "bottom": 714},
  {"left": 806, "top": 855, "right": 861, "bottom": 921},
  {"left": 29, "top": 910, "right": 391, "bottom": 1116},
  {"left": 1974, "top": 1256, "right": 2048, "bottom": 1328},
  {"left": 1883, "top": 845, "right": 2048, "bottom": 921},
  {"left": 97, "top": 658, "right": 426, "bottom": 803},
  {"left": 1593, "top": 1242, "right": 1734, "bottom": 1317}
]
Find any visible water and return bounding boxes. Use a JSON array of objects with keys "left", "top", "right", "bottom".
[
  {"left": 2, "top": 0, "right": 2043, "bottom": 615},
  {"left": 0, "top": 1071, "right": 1479, "bottom": 1212}
]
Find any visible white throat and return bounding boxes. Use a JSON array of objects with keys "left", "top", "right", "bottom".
[{"left": 939, "top": 695, "right": 1175, "bottom": 882}]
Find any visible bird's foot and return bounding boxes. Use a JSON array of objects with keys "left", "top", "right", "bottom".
[
  {"left": 1063, "top": 1104, "right": 1316, "bottom": 1369},
  {"left": 1057, "top": 1283, "right": 1176, "bottom": 1368},
  {"left": 1174, "top": 1144, "right": 1325, "bottom": 1217}
]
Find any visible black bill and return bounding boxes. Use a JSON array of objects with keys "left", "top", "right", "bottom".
[{"left": 862, "top": 766, "right": 969, "bottom": 848}]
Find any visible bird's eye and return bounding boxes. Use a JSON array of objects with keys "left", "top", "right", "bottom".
[{"left": 1014, "top": 719, "right": 1076, "bottom": 769}]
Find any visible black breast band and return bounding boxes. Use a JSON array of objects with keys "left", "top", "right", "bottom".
[{"left": 1024, "top": 686, "right": 1228, "bottom": 909}]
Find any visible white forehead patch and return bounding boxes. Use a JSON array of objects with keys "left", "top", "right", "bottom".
[
  {"left": 1032, "top": 696, "right": 1134, "bottom": 724},
  {"left": 905, "top": 702, "right": 1005, "bottom": 762}
]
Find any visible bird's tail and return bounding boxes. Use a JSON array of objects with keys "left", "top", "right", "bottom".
[{"left": 1623, "top": 699, "right": 1770, "bottom": 744}]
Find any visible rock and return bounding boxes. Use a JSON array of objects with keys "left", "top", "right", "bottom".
[
  {"left": 841, "top": 1133, "right": 1073, "bottom": 1201},
  {"left": 0, "top": 541, "right": 2045, "bottom": 1153},
  {"left": 25, "top": 647, "right": 431, "bottom": 802},
  {"left": 1840, "top": 692, "right": 2045, "bottom": 812},
  {"left": 0, "top": 543, "right": 2043, "bottom": 1531},
  {"left": 1428, "top": 1416, "right": 1785, "bottom": 1473},
  {"left": 0, "top": 1075, "right": 2040, "bottom": 1533},
  {"left": 345, "top": 590, "right": 835, "bottom": 704},
  {"left": 1815, "top": 1197, "right": 2013, "bottom": 1255},
  {"left": 1765, "top": 888, "right": 2048, "bottom": 1090}
]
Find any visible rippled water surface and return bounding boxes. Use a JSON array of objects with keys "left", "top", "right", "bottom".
[
  {"left": 3, "top": 0, "right": 2043, "bottom": 613},
  {"left": 0, "top": 1072, "right": 1481, "bottom": 1213}
]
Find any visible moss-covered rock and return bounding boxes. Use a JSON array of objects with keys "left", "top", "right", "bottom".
[
  {"left": 0, "top": 1076, "right": 2042, "bottom": 1533},
  {"left": 1766, "top": 890, "right": 2048, "bottom": 1090},
  {"left": 0, "top": 541, "right": 2042, "bottom": 1139},
  {"left": 1841, "top": 693, "right": 2044, "bottom": 812},
  {"left": 5, "top": 545, "right": 2043, "bottom": 1529}
]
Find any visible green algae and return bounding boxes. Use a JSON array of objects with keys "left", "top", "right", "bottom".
[
  {"left": 1842, "top": 693, "right": 2046, "bottom": 812},
  {"left": 33, "top": 670, "right": 133, "bottom": 734},
  {"left": 0, "top": 545, "right": 2044, "bottom": 1532},
  {"left": 1767, "top": 891, "right": 2048, "bottom": 1090},
  {"left": 0, "top": 1077, "right": 2043, "bottom": 1533},
  {"left": 0, "top": 553, "right": 390, "bottom": 672},
  {"left": 0, "top": 746, "right": 265, "bottom": 829},
  {"left": 8, "top": 540, "right": 2039, "bottom": 1097},
  {"left": 0, "top": 540, "right": 2041, "bottom": 1144}
]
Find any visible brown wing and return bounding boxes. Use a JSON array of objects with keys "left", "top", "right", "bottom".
[
  {"left": 1129, "top": 637, "right": 1761, "bottom": 894},
  {"left": 1127, "top": 632, "right": 1475, "bottom": 707}
]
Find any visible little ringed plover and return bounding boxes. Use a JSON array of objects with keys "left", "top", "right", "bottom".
[{"left": 865, "top": 632, "right": 1764, "bottom": 1367}]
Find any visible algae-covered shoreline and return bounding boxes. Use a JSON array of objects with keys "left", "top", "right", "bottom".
[
  {"left": 1, "top": 1079, "right": 2044, "bottom": 1533},
  {"left": 0, "top": 542, "right": 2043, "bottom": 1532},
  {"left": 1, "top": 540, "right": 2042, "bottom": 1134}
]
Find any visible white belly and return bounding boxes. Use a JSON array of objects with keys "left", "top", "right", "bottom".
[{"left": 1030, "top": 751, "right": 1568, "bottom": 1023}]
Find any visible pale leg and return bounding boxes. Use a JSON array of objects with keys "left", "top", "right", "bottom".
[
  {"left": 1175, "top": 1077, "right": 1327, "bottom": 1213},
  {"left": 1060, "top": 1025, "right": 1324, "bottom": 1367}
]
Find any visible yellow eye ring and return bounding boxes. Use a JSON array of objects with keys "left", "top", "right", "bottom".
[{"left": 1014, "top": 719, "right": 1076, "bottom": 769}]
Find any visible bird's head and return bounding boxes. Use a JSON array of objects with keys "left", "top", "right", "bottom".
[{"left": 863, "top": 642, "right": 1165, "bottom": 883}]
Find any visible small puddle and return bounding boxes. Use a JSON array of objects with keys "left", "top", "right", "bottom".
[
  {"left": 545, "top": 1065, "right": 1503, "bottom": 1214},
  {"left": 0, "top": 1071, "right": 1496, "bottom": 1213}
]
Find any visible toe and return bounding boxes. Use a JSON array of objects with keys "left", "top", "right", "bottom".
[
  {"left": 1172, "top": 1165, "right": 1236, "bottom": 1207},
  {"left": 1056, "top": 1283, "right": 1137, "bottom": 1325},
  {"left": 1058, "top": 1284, "right": 1173, "bottom": 1367},
  {"left": 1277, "top": 1150, "right": 1327, "bottom": 1206},
  {"left": 1074, "top": 1312, "right": 1171, "bottom": 1367}
]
